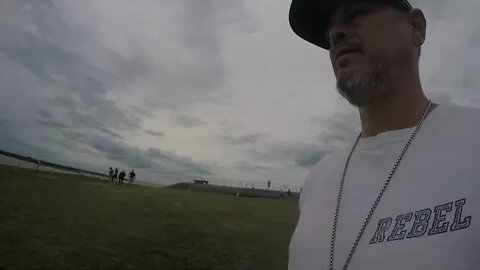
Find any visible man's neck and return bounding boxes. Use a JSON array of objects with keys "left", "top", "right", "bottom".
[{"left": 358, "top": 90, "right": 436, "bottom": 138}]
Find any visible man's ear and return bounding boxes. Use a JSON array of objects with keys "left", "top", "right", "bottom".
[{"left": 408, "top": 9, "right": 427, "bottom": 47}]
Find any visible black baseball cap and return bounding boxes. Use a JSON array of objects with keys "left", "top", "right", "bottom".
[{"left": 289, "top": 0, "right": 413, "bottom": 49}]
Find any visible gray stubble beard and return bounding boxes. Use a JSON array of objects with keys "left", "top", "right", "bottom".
[{"left": 336, "top": 65, "right": 393, "bottom": 107}]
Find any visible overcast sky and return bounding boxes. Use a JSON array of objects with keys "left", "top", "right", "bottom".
[{"left": 1, "top": 0, "right": 479, "bottom": 186}]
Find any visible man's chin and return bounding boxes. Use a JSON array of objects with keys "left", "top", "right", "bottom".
[
  {"left": 336, "top": 69, "right": 360, "bottom": 86},
  {"left": 335, "top": 65, "right": 391, "bottom": 107}
]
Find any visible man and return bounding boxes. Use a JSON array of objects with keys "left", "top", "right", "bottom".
[
  {"left": 35, "top": 159, "right": 40, "bottom": 173},
  {"left": 118, "top": 169, "right": 126, "bottom": 184},
  {"left": 288, "top": 1, "right": 479, "bottom": 269},
  {"left": 108, "top": 167, "right": 114, "bottom": 182},
  {"left": 113, "top": 167, "right": 118, "bottom": 183},
  {"left": 128, "top": 169, "right": 136, "bottom": 184}
]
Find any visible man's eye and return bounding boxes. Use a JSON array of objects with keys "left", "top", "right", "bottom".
[{"left": 347, "top": 10, "right": 368, "bottom": 21}]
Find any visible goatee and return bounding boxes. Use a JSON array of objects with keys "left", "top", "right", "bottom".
[{"left": 336, "top": 65, "right": 392, "bottom": 107}]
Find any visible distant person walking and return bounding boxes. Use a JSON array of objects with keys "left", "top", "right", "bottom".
[
  {"left": 267, "top": 180, "right": 271, "bottom": 189},
  {"left": 118, "top": 170, "right": 126, "bottom": 184},
  {"left": 113, "top": 168, "right": 118, "bottom": 182},
  {"left": 35, "top": 160, "right": 40, "bottom": 173},
  {"left": 128, "top": 169, "right": 136, "bottom": 184},
  {"left": 108, "top": 167, "right": 114, "bottom": 182}
]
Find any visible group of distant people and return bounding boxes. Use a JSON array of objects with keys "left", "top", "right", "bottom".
[{"left": 108, "top": 167, "right": 136, "bottom": 184}]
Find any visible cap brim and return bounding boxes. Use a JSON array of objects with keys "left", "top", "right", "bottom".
[
  {"left": 289, "top": 0, "right": 413, "bottom": 50},
  {"left": 289, "top": 0, "right": 340, "bottom": 50}
]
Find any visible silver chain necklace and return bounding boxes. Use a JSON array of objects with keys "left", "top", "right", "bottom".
[{"left": 328, "top": 100, "right": 433, "bottom": 270}]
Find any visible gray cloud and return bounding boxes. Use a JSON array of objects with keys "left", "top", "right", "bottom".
[
  {"left": 62, "top": 131, "right": 88, "bottom": 142},
  {"left": 294, "top": 149, "right": 330, "bottom": 168},
  {"left": 172, "top": 115, "right": 209, "bottom": 128},
  {"left": 35, "top": 109, "right": 53, "bottom": 119},
  {"left": 147, "top": 148, "right": 210, "bottom": 176},
  {"left": 140, "top": 0, "right": 255, "bottom": 110},
  {"left": 0, "top": 1, "right": 142, "bottom": 138},
  {"left": 0, "top": 122, "right": 100, "bottom": 173},
  {"left": 416, "top": 0, "right": 480, "bottom": 107},
  {"left": 248, "top": 141, "right": 331, "bottom": 168},
  {"left": 235, "top": 164, "right": 273, "bottom": 173},
  {"left": 147, "top": 148, "right": 171, "bottom": 161},
  {"left": 67, "top": 111, "right": 124, "bottom": 138},
  {"left": 223, "top": 134, "right": 263, "bottom": 145},
  {"left": 130, "top": 106, "right": 155, "bottom": 119},
  {"left": 34, "top": 117, "right": 69, "bottom": 129},
  {"left": 89, "top": 140, "right": 150, "bottom": 169},
  {"left": 34, "top": 107, "right": 124, "bottom": 139},
  {"left": 145, "top": 130, "right": 165, "bottom": 137},
  {"left": 313, "top": 112, "right": 359, "bottom": 149}
]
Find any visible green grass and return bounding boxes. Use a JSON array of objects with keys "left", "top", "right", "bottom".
[{"left": 0, "top": 165, "right": 299, "bottom": 269}]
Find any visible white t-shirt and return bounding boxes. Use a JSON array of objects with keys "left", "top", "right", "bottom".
[{"left": 289, "top": 103, "right": 480, "bottom": 270}]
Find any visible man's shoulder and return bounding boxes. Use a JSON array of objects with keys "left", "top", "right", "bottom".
[
  {"left": 303, "top": 146, "right": 352, "bottom": 185},
  {"left": 310, "top": 148, "right": 348, "bottom": 170},
  {"left": 299, "top": 147, "right": 352, "bottom": 207},
  {"left": 434, "top": 102, "right": 480, "bottom": 135},
  {"left": 439, "top": 102, "right": 480, "bottom": 120}
]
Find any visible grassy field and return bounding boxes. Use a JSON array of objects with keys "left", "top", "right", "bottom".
[{"left": 0, "top": 165, "right": 299, "bottom": 270}]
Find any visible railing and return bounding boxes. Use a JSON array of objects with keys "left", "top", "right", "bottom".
[{"left": 192, "top": 177, "right": 302, "bottom": 193}]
